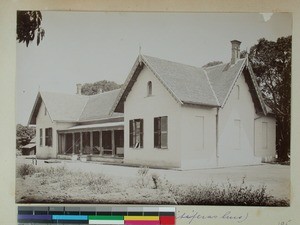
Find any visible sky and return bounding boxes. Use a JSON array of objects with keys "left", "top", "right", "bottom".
[{"left": 16, "top": 12, "right": 292, "bottom": 125}]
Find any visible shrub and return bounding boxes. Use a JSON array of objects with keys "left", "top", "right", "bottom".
[
  {"left": 17, "top": 164, "right": 36, "bottom": 178},
  {"left": 170, "top": 178, "right": 289, "bottom": 206},
  {"left": 151, "top": 173, "right": 171, "bottom": 190},
  {"left": 136, "top": 166, "right": 150, "bottom": 188}
]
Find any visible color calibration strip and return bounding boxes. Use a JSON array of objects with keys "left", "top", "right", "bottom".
[{"left": 18, "top": 206, "right": 175, "bottom": 224}]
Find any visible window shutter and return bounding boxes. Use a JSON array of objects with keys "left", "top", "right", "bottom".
[
  {"left": 140, "top": 119, "right": 143, "bottom": 148},
  {"left": 129, "top": 120, "right": 133, "bottom": 147},
  {"left": 40, "top": 128, "right": 43, "bottom": 146},
  {"left": 161, "top": 116, "right": 168, "bottom": 148},
  {"left": 154, "top": 118, "right": 158, "bottom": 147},
  {"left": 49, "top": 128, "right": 53, "bottom": 146},
  {"left": 154, "top": 117, "right": 161, "bottom": 148},
  {"left": 45, "top": 128, "right": 48, "bottom": 146}
]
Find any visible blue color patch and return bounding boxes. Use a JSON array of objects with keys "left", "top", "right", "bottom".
[{"left": 52, "top": 215, "right": 88, "bottom": 220}]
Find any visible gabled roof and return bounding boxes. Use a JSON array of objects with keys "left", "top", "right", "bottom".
[
  {"left": 112, "top": 54, "right": 267, "bottom": 115},
  {"left": 204, "top": 59, "right": 245, "bottom": 107},
  {"left": 143, "top": 55, "right": 220, "bottom": 106},
  {"left": 28, "top": 89, "right": 122, "bottom": 125},
  {"left": 79, "top": 89, "right": 123, "bottom": 122}
]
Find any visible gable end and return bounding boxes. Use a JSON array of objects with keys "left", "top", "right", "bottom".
[
  {"left": 28, "top": 92, "right": 43, "bottom": 125},
  {"left": 243, "top": 65, "right": 267, "bottom": 115}
]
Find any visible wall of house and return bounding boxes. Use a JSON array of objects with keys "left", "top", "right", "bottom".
[
  {"left": 36, "top": 101, "right": 75, "bottom": 159},
  {"left": 123, "top": 66, "right": 182, "bottom": 168},
  {"left": 254, "top": 116, "right": 276, "bottom": 161},
  {"left": 179, "top": 105, "right": 218, "bottom": 169},
  {"left": 181, "top": 106, "right": 217, "bottom": 169},
  {"left": 218, "top": 72, "right": 264, "bottom": 167}
]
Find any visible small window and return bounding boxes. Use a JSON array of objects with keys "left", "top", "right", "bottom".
[
  {"left": 147, "top": 81, "right": 152, "bottom": 96},
  {"left": 129, "top": 119, "right": 143, "bottom": 148},
  {"left": 40, "top": 128, "right": 43, "bottom": 146},
  {"left": 154, "top": 116, "right": 168, "bottom": 149},
  {"left": 44, "top": 106, "right": 47, "bottom": 116},
  {"left": 45, "top": 128, "right": 53, "bottom": 147}
]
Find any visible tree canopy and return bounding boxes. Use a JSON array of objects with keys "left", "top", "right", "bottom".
[
  {"left": 16, "top": 124, "right": 36, "bottom": 150},
  {"left": 17, "top": 11, "right": 45, "bottom": 47},
  {"left": 248, "top": 36, "right": 291, "bottom": 162},
  {"left": 81, "top": 80, "right": 122, "bottom": 96},
  {"left": 202, "top": 61, "right": 223, "bottom": 68}
]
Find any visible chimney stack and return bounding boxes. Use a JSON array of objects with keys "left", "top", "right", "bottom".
[
  {"left": 231, "top": 40, "right": 241, "bottom": 65},
  {"left": 76, "top": 83, "right": 82, "bottom": 95}
]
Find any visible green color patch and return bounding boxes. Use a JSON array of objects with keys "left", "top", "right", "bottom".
[{"left": 88, "top": 215, "right": 124, "bottom": 220}]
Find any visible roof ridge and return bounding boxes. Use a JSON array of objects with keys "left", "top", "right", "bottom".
[
  {"left": 78, "top": 96, "right": 90, "bottom": 121},
  {"left": 142, "top": 54, "right": 203, "bottom": 71},
  {"left": 89, "top": 88, "right": 122, "bottom": 97},
  {"left": 40, "top": 90, "right": 89, "bottom": 98},
  {"left": 203, "top": 69, "right": 220, "bottom": 106},
  {"left": 221, "top": 58, "right": 247, "bottom": 108}
]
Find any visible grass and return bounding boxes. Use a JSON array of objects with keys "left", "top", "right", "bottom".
[{"left": 16, "top": 164, "right": 289, "bottom": 206}]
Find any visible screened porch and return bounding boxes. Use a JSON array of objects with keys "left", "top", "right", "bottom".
[{"left": 57, "top": 122, "right": 124, "bottom": 159}]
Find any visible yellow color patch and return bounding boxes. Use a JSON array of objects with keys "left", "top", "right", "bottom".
[{"left": 124, "top": 216, "right": 159, "bottom": 221}]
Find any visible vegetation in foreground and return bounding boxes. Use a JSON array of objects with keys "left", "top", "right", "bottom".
[{"left": 16, "top": 164, "right": 289, "bottom": 206}]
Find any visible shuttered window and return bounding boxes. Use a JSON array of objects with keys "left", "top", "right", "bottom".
[
  {"left": 129, "top": 119, "right": 143, "bottom": 148},
  {"left": 154, "top": 116, "right": 168, "bottom": 149},
  {"left": 45, "top": 128, "right": 53, "bottom": 147},
  {"left": 40, "top": 128, "right": 43, "bottom": 146}
]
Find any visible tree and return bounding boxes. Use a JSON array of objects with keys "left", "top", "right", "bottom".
[
  {"left": 202, "top": 61, "right": 223, "bottom": 68},
  {"left": 17, "top": 11, "right": 45, "bottom": 47},
  {"left": 248, "top": 36, "right": 291, "bottom": 162},
  {"left": 81, "top": 80, "right": 122, "bottom": 96},
  {"left": 16, "top": 124, "right": 36, "bottom": 150}
]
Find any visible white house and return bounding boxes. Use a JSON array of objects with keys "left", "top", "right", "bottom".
[
  {"left": 28, "top": 40, "right": 276, "bottom": 169},
  {"left": 28, "top": 88, "right": 124, "bottom": 162},
  {"left": 111, "top": 40, "right": 276, "bottom": 169}
]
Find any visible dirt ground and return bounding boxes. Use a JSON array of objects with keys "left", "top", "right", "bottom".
[{"left": 16, "top": 156, "right": 290, "bottom": 202}]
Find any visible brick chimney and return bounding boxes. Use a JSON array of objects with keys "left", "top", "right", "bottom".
[
  {"left": 76, "top": 83, "right": 82, "bottom": 95},
  {"left": 231, "top": 40, "right": 241, "bottom": 65}
]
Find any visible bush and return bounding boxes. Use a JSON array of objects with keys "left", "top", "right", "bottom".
[
  {"left": 17, "top": 164, "right": 36, "bottom": 178},
  {"left": 136, "top": 166, "right": 150, "bottom": 188},
  {"left": 151, "top": 173, "right": 171, "bottom": 190},
  {"left": 170, "top": 178, "right": 289, "bottom": 206}
]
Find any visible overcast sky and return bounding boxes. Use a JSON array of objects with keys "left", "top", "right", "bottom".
[{"left": 16, "top": 12, "right": 292, "bottom": 125}]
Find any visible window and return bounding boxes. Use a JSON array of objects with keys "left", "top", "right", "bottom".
[
  {"left": 45, "top": 128, "right": 53, "bottom": 147},
  {"left": 147, "top": 81, "right": 152, "bottom": 96},
  {"left": 39, "top": 128, "right": 43, "bottom": 146},
  {"left": 129, "top": 119, "right": 143, "bottom": 148},
  {"left": 262, "top": 122, "right": 268, "bottom": 149},
  {"left": 44, "top": 106, "right": 47, "bottom": 116},
  {"left": 234, "top": 120, "right": 241, "bottom": 149},
  {"left": 154, "top": 116, "right": 168, "bottom": 149}
]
